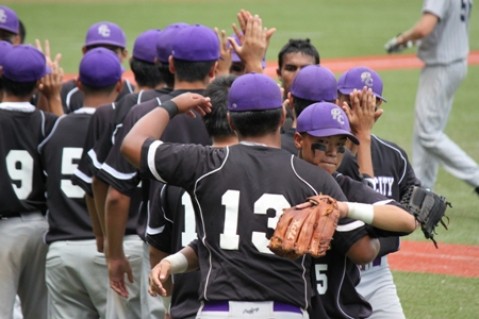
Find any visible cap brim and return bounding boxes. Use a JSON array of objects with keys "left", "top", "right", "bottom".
[
  {"left": 338, "top": 87, "right": 387, "bottom": 103},
  {"left": 306, "top": 128, "right": 360, "bottom": 145}
]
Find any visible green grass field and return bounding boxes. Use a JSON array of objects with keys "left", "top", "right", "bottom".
[{"left": 6, "top": 1, "right": 479, "bottom": 318}]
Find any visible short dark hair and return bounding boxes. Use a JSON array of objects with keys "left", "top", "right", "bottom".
[
  {"left": 129, "top": 58, "right": 163, "bottom": 88},
  {"left": 292, "top": 96, "right": 336, "bottom": 118},
  {"left": 203, "top": 75, "right": 237, "bottom": 138},
  {"left": 173, "top": 59, "right": 215, "bottom": 82},
  {"left": 229, "top": 108, "right": 283, "bottom": 138},
  {"left": 158, "top": 63, "right": 174, "bottom": 88},
  {"left": 2, "top": 77, "right": 37, "bottom": 98},
  {"left": 277, "top": 38, "right": 320, "bottom": 70},
  {"left": 80, "top": 82, "right": 117, "bottom": 95},
  {"left": 19, "top": 20, "right": 26, "bottom": 44},
  {"left": 0, "top": 29, "right": 15, "bottom": 44},
  {"left": 292, "top": 96, "right": 317, "bottom": 118}
]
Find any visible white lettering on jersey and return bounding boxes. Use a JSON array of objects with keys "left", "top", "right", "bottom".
[
  {"left": 372, "top": 176, "right": 394, "bottom": 197},
  {"left": 6, "top": 150, "right": 33, "bottom": 199}
]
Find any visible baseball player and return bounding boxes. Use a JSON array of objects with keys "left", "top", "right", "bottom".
[
  {"left": 0, "top": 5, "right": 20, "bottom": 44},
  {"left": 293, "top": 102, "right": 416, "bottom": 318},
  {"left": 0, "top": 45, "right": 57, "bottom": 319},
  {"left": 385, "top": 0, "right": 479, "bottom": 195},
  {"left": 93, "top": 24, "right": 219, "bottom": 319},
  {"left": 336, "top": 66, "right": 420, "bottom": 318},
  {"left": 60, "top": 21, "right": 135, "bottom": 114},
  {"left": 38, "top": 47, "right": 122, "bottom": 319},
  {"left": 121, "top": 73, "right": 351, "bottom": 319}
]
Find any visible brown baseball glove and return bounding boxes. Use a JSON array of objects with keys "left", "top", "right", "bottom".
[{"left": 268, "top": 195, "right": 340, "bottom": 260}]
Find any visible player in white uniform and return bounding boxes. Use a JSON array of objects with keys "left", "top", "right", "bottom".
[{"left": 386, "top": 0, "right": 479, "bottom": 194}]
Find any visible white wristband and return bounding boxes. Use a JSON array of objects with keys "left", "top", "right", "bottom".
[
  {"left": 346, "top": 202, "right": 374, "bottom": 224},
  {"left": 163, "top": 252, "right": 188, "bottom": 274},
  {"left": 162, "top": 296, "right": 171, "bottom": 314}
]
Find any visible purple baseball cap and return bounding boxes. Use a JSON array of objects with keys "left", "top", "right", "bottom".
[
  {"left": 79, "top": 47, "right": 122, "bottom": 88},
  {"left": 296, "top": 102, "right": 359, "bottom": 145},
  {"left": 337, "top": 66, "right": 387, "bottom": 102},
  {"left": 290, "top": 65, "right": 337, "bottom": 102},
  {"left": 2, "top": 45, "right": 48, "bottom": 82},
  {"left": 0, "top": 40, "right": 13, "bottom": 66},
  {"left": 228, "top": 73, "right": 282, "bottom": 112},
  {"left": 156, "top": 22, "right": 189, "bottom": 63},
  {"left": 84, "top": 21, "right": 126, "bottom": 49},
  {"left": 172, "top": 24, "right": 220, "bottom": 62},
  {"left": 133, "top": 29, "right": 162, "bottom": 64},
  {"left": 0, "top": 6, "right": 19, "bottom": 34}
]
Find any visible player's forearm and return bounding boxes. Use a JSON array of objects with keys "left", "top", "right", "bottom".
[
  {"left": 85, "top": 194, "right": 103, "bottom": 237},
  {"left": 92, "top": 176, "right": 109, "bottom": 234},
  {"left": 355, "top": 135, "right": 374, "bottom": 178},
  {"left": 399, "top": 13, "right": 438, "bottom": 44},
  {"left": 149, "top": 246, "right": 169, "bottom": 269},
  {"left": 105, "top": 188, "right": 131, "bottom": 259},
  {"left": 340, "top": 202, "right": 416, "bottom": 233}
]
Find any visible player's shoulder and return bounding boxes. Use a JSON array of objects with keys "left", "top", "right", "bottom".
[{"left": 372, "top": 135, "right": 409, "bottom": 157}]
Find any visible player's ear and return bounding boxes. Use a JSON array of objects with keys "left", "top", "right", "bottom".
[
  {"left": 120, "top": 49, "right": 128, "bottom": 61},
  {"left": 75, "top": 79, "right": 84, "bottom": 93},
  {"left": 208, "top": 61, "right": 218, "bottom": 79},
  {"left": 114, "top": 79, "right": 123, "bottom": 93},
  {"left": 168, "top": 56, "right": 175, "bottom": 74},
  {"left": 227, "top": 112, "right": 236, "bottom": 132},
  {"left": 81, "top": 46, "right": 88, "bottom": 55},
  {"left": 293, "top": 132, "right": 304, "bottom": 150},
  {"left": 276, "top": 67, "right": 281, "bottom": 77}
]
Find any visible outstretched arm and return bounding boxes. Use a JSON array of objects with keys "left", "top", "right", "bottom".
[{"left": 121, "top": 93, "right": 212, "bottom": 168}]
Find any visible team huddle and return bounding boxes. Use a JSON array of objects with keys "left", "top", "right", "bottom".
[{"left": 0, "top": 2, "right": 472, "bottom": 319}]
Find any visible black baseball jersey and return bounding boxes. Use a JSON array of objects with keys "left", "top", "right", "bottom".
[
  {"left": 338, "top": 134, "right": 420, "bottom": 201},
  {"left": 338, "top": 134, "right": 420, "bottom": 256},
  {"left": 92, "top": 88, "right": 172, "bottom": 178},
  {"left": 72, "top": 102, "right": 116, "bottom": 196},
  {"left": 280, "top": 127, "right": 298, "bottom": 155},
  {"left": 60, "top": 79, "right": 135, "bottom": 114},
  {"left": 98, "top": 89, "right": 210, "bottom": 196},
  {"left": 309, "top": 173, "right": 406, "bottom": 318},
  {"left": 140, "top": 140, "right": 347, "bottom": 309},
  {"left": 147, "top": 183, "right": 201, "bottom": 319},
  {"left": 38, "top": 108, "right": 96, "bottom": 244},
  {"left": 0, "top": 103, "right": 57, "bottom": 215}
]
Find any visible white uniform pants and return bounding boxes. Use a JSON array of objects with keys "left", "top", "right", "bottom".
[
  {"left": 45, "top": 240, "right": 109, "bottom": 319},
  {"left": 412, "top": 60, "right": 479, "bottom": 189},
  {"left": 0, "top": 213, "right": 48, "bottom": 319},
  {"left": 357, "top": 256, "right": 405, "bottom": 319}
]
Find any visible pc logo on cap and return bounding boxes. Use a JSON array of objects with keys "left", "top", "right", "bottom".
[
  {"left": 296, "top": 102, "right": 359, "bottom": 145},
  {"left": 3, "top": 45, "right": 48, "bottom": 83},
  {"left": 172, "top": 24, "right": 220, "bottom": 62},
  {"left": 84, "top": 21, "right": 126, "bottom": 49},
  {"left": 0, "top": 6, "right": 19, "bottom": 34},
  {"left": 337, "top": 66, "right": 387, "bottom": 102},
  {"left": 228, "top": 73, "right": 282, "bottom": 112},
  {"left": 290, "top": 65, "right": 337, "bottom": 102},
  {"left": 79, "top": 47, "right": 122, "bottom": 88},
  {"left": 133, "top": 29, "right": 162, "bottom": 64}
]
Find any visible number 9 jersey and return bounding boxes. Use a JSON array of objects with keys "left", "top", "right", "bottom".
[{"left": 0, "top": 105, "right": 57, "bottom": 216}]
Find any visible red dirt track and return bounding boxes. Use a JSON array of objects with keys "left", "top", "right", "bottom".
[
  {"left": 389, "top": 240, "right": 479, "bottom": 278},
  {"left": 63, "top": 51, "right": 479, "bottom": 278}
]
